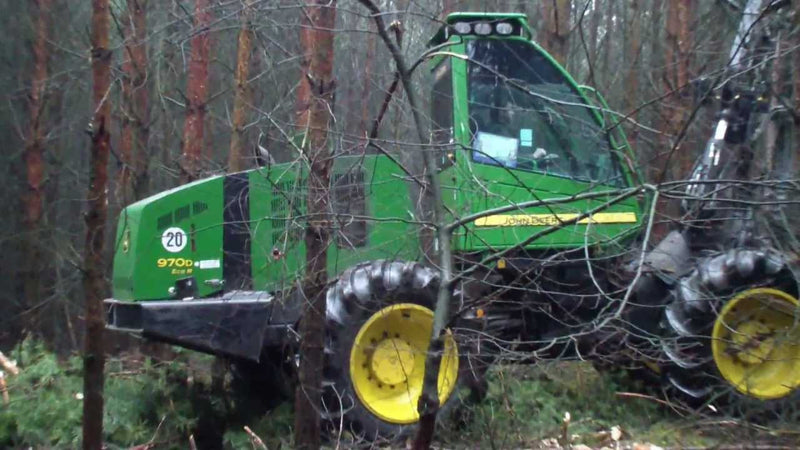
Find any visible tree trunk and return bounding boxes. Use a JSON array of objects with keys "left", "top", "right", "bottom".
[
  {"left": 539, "top": 1, "right": 552, "bottom": 52},
  {"left": 661, "top": 0, "right": 692, "bottom": 180},
  {"left": 228, "top": 0, "right": 254, "bottom": 172},
  {"left": 589, "top": 0, "right": 599, "bottom": 68},
  {"left": 294, "top": 14, "right": 313, "bottom": 139},
  {"left": 22, "top": 0, "right": 51, "bottom": 334},
  {"left": 119, "top": 0, "right": 149, "bottom": 203},
  {"left": 674, "top": 0, "right": 692, "bottom": 177},
  {"left": 761, "top": 32, "right": 782, "bottom": 178},
  {"left": 624, "top": 0, "right": 641, "bottom": 147},
  {"left": 156, "top": 0, "right": 181, "bottom": 187},
  {"left": 793, "top": 0, "right": 800, "bottom": 166},
  {"left": 358, "top": 24, "right": 376, "bottom": 148},
  {"left": 645, "top": 0, "right": 662, "bottom": 181},
  {"left": 181, "top": 0, "right": 211, "bottom": 184},
  {"left": 539, "top": 0, "right": 571, "bottom": 66},
  {"left": 601, "top": 0, "right": 613, "bottom": 90},
  {"left": 83, "top": 0, "right": 112, "bottom": 448},
  {"left": 293, "top": 2, "right": 337, "bottom": 449},
  {"left": 651, "top": 0, "right": 691, "bottom": 239}
]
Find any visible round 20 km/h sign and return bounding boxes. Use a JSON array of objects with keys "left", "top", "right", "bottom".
[{"left": 161, "top": 227, "right": 188, "bottom": 253}]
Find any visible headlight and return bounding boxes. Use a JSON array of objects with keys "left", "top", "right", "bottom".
[
  {"left": 453, "top": 21, "right": 471, "bottom": 35},
  {"left": 496, "top": 22, "right": 513, "bottom": 35},
  {"left": 473, "top": 22, "right": 492, "bottom": 36},
  {"left": 122, "top": 228, "right": 130, "bottom": 253}
]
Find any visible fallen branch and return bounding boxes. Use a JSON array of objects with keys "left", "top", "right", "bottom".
[
  {"left": 128, "top": 444, "right": 156, "bottom": 450},
  {"left": 0, "top": 372, "right": 8, "bottom": 405},
  {"left": 615, "top": 391, "right": 692, "bottom": 416},
  {"left": 128, "top": 415, "right": 168, "bottom": 449},
  {"left": 559, "top": 411, "right": 571, "bottom": 446},
  {"left": 244, "top": 425, "right": 267, "bottom": 450},
  {"left": 0, "top": 352, "right": 19, "bottom": 376}
]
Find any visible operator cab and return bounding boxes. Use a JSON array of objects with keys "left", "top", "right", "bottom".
[{"left": 431, "top": 13, "right": 629, "bottom": 188}]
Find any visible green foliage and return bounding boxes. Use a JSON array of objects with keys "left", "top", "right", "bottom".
[
  {"left": 440, "top": 363, "right": 681, "bottom": 448},
  {"left": 0, "top": 339, "right": 200, "bottom": 449},
  {"left": 0, "top": 340, "right": 84, "bottom": 447},
  {"left": 102, "top": 356, "right": 198, "bottom": 447},
  {"left": 0, "top": 339, "right": 299, "bottom": 449},
  {"left": 0, "top": 342, "right": 786, "bottom": 449},
  {"left": 223, "top": 403, "right": 294, "bottom": 449}
]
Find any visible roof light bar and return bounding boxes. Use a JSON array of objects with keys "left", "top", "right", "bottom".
[{"left": 451, "top": 21, "right": 517, "bottom": 37}]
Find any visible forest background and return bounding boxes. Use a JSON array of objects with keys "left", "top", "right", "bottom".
[{"left": 1, "top": 0, "right": 799, "bottom": 448}]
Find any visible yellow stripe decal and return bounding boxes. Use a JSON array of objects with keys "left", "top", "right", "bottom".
[{"left": 474, "top": 212, "right": 637, "bottom": 227}]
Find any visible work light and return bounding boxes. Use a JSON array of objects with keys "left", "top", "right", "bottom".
[
  {"left": 474, "top": 22, "right": 492, "bottom": 35},
  {"left": 496, "top": 22, "right": 513, "bottom": 35},
  {"left": 453, "top": 21, "right": 471, "bottom": 35}
]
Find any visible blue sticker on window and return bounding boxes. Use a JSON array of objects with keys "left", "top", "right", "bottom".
[{"left": 520, "top": 128, "right": 533, "bottom": 147}]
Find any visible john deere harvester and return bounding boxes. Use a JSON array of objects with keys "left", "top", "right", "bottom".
[{"left": 106, "top": 9, "right": 799, "bottom": 442}]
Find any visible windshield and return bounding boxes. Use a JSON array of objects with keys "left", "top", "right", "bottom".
[{"left": 467, "top": 39, "right": 624, "bottom": 186}]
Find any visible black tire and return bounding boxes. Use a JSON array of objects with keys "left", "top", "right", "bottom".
[
  {"left": 659, "top": 248, "right": 800, "bottom": 418},
  {"left": 321, "top": 260, "right": 479, "bottom": 444}
]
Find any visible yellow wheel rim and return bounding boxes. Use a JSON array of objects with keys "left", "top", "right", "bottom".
[
  {"left": 712, "top": 288, "right": 800, "bottom": 400},
  {"left": 349, "top": 303, "right": 459, "bottom": 424}
]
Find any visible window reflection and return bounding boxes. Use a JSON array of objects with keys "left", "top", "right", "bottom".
[{"left": 467, "top": 40, "right": 624, "bottom": 186}]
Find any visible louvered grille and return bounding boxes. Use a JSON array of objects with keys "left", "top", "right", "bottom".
[
  {"left": 332, "top": 170, "right": 368, "bottom": 248},
  {"left": 270, "top": 179, "right": 306, "bottom": 246}
]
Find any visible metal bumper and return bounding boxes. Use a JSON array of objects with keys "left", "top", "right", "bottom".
[{"left": 105, "top": 291, "right": 295, "bottom": 362}]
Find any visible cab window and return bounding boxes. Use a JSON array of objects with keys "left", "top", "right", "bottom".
[{"left": 467, "top": 39, "right": 624, "bottom": 186}]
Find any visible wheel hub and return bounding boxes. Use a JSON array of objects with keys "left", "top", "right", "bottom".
[
  {"left": 730, "top": 320, "right": 777, "bottom": 365},
  {"left": 370, "top": 338, "right": 416, "bottom": 385},
  {"left": 712, "top": 288, "right": 800, "bottom": 399}
]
